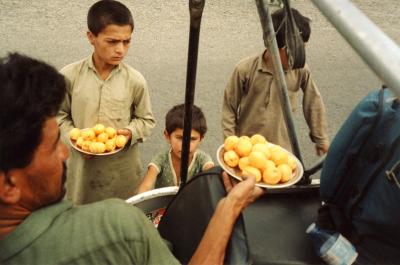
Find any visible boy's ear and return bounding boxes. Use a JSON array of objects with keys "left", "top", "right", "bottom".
[
  {"left": 163, "top": 129, "right": 170, "bottom": 140},
  {"left": 0, "top": 171, "right": 21, "bottom": 205},
  {"left": 87, "top": 31, "right": 95, "bottom": 45}
]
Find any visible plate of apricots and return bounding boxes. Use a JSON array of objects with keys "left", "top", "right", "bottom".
[
  {"left": 217, "top": 134, "right": 303, "bottom": 189},
  {"left": 68, "top": 123, "right": 128, "bottom": 156}
]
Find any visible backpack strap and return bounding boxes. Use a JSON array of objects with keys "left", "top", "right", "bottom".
[{"left": 331, "top": 87, "right": 386, "bottom": 205}]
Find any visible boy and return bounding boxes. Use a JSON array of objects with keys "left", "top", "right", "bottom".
[
  {"left": 221, "top": 8, "right": 329, "bottom": 155},
  {"left": 57, "top": 0, "right": 155, "bottom": 204},
  {"left": 138, "top": 104, "right": 214, "bottom": 193}
]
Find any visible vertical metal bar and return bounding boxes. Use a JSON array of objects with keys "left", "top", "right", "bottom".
[
  {"left": 310, "top": 0, "right": 400, "bottom": 97},
  {"left": 255, "top": 0, "right": 304, "bottom": 166},
  {"left": 180, "top": 0, "right": 205, "bottom": 187}
]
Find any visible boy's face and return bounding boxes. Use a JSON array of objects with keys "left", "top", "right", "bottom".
[
  {"left": 87, "top": 24, "right": 132, "bottom": 68},
  {"left": 165, "top": 128, "right": 202, "bottom": 160}
]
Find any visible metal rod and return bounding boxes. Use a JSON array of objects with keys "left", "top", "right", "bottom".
[
  {"left": 310, "top": 0, "right": 400, "bottom": 96},
  {"left": 255, "top": 0, "right": 304, "bottom": 166},
  {"left": 180, "top": 0, "right": 205, "bottom": 187}
]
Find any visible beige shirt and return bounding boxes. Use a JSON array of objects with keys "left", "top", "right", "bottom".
[
  {"left": 221, "top": 51, "right": 329, "bottom": 151},
  {"left": 57, "top": 56, "right": 155, "bottom": 205}
]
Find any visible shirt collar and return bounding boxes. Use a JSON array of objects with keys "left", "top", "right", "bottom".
[
  {"left": 86, "top": 55, "right": 122, "bottom": 77},
  {"left": 0, "top": 200, "right": 73, "bottom": 262},
  {"left": 257, "top": 50, "right": 287, "bottom": 74}
]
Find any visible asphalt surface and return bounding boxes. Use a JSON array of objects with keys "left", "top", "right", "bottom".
[{"left": 1, "top": 0, "right": 399, "bottom": 177}]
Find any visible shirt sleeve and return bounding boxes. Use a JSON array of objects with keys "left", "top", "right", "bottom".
[
  {"left": 57, "top": 68, "right": 76, "bottom": 144},
  {"left": 149, "top": 151, "right": 166, "bottom": 174},
  {"left": 221, "top": 65, "right": 244, "bottom": 139},
  {"left": 300, "top": 65, "right": 330, "bottom": 147},
  {"left": 125, "top": 77, "right": 156, "bottom": 146},
  {"left": 198, "top": 150, "right": 214, "bottom": 170}
]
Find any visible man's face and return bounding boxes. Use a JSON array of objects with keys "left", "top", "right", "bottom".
[
  {"left": 88, "top": 24, "right": 133, "bottom": 67},
  {"left": 18, "top": 117, "right": 69, "bottom": 209}
]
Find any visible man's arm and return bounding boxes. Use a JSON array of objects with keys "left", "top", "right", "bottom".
[
  {"left": 189, "top": 173, "right": 264, "bottom": 265},
  {"left": 300, "top": 65, "right": 330, "bottom": 155},
  {"left": 221, "top": 67, "right": 244, "bottom": 139}
]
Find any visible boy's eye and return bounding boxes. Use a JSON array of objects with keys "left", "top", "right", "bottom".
[{"left": 123, "top": 40, "right": 131, "bottom": 45}]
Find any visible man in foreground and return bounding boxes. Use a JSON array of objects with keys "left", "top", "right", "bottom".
[{"left": 0, "top": 53, "right": 263, "bottom": 264}]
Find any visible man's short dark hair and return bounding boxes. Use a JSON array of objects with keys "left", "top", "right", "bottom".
[
  {"left": 272, "top": 8, "right": 311, "bottom": 48},
  {"left": 0, "top": 53, "right": 66, "bottom": 171},
  {"left": 88, "top": 0, "right": 134, "bottom": 36},
  {"left": 165, "top": 104, "right": 208, "bottom": 137}
]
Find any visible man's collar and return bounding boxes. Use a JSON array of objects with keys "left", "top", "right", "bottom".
[{"left": 0, "top": 200, "right": 73, "bottom": 262}]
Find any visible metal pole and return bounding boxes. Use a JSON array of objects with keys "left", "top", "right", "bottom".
[
  {"left": 311, "top": 0, "right": 400, "bottom": 96},
  {"left": 255, "top": 0, "right": 304, "bottom": 165},
  {"left": 180, "top": 0, "right": 205, "bottom": 187}
]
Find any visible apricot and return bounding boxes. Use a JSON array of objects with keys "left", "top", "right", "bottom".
[
  {"left": 248, "top": 151, "right": 268, "bottom": 170},
  {"left": 287, "top": 156, "right": 297, "bottom": 171},
  {"left": 270, "top": 148, "right": 289, "bottom": 166},
  {"left": 69, "top": 128, "right": 81, "bottom": 141},
  {"left": 105, "top": 127, "right": 116, "bottom": 139},
  {"left": 97, "top": 132, "right": 109, "bottom": 143},
  {"left": 235, "top": 137, "right": 253, "bottom": 157},
  {"left": 81, "top": 129, "right": 96, "bottom": 141},
  {"left": 252, "top": 143, "right": 271, "bottom": 159},
  {"left": 81, "top": 140, "right": 92, "bottom": 152},
  {"left": 238, "top": 156, "right": 250, "bottom": 171},
  {"left": 93, "top": 123, "right": 105, "bottom": 135},
  {"left": 250, "top": 134, "right": 267, "bottom": 145},
  {"left": 264, "top": 159, "right": 276, "bottom": 170},
  {"left": 242, "top": 166, "right": 262, "bottom": 182},
  {"left": 115, "top": 135, "right": 127, "bottom": 148},
  {"left": 90, "top": 142, "right": 106, "bottom": 154},
  {"left": 105, "top": 138, "right": 116, "bottom": 152},
  {"left": 224, "top": 150, "right": 239, "bottom": 168},
  {"left": 263, "top": 164, "right": 282, "bottom": 185},
  {"left": 278, "top": 164, "right": 293, "bottom": 183},
  {"left": 76, "top": 136, "right": 84, "bottom": 147},
  {"left": 224, "top": 135, "right": 240, "bottom": 151}
]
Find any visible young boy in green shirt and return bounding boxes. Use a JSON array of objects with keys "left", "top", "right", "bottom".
[{"left": 138, "top": 104, "right": 214, "bottom": 193}]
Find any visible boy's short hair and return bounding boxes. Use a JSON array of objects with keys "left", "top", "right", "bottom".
[
  {"left": 272, "top": 8, "right": 311, "bottom": 48},
  {"left": 87, "top": 0, "right": 134, "bottom": 36},
  {"left": 165, "top": 104, "right": 208, "bottom": 137}
]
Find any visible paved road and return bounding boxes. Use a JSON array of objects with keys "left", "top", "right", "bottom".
[{"left": 1, "top": 0, "right": 399, "bottom": 176}]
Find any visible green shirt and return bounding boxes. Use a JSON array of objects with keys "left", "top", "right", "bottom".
[
  {"left": 0, "top": 199, "right": 180, "bottom": 265},
  {"left": 221, "top": 51, "right": 329, "bottom": 151},
  {"left": 151, "top": 149, "right": 214, "bottom": 188},
  {"left": 57, "top": 56, "right": 156, "bottom": 204}
]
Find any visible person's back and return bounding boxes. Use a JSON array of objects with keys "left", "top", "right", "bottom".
[
  {"left": 2, "top": 199, "right": 177, "bottom": 265},
  {"left": 221, "top": 7, "right": 329, "bottom": 155}
]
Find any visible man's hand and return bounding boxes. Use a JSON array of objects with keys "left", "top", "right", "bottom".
[
  {"left": 316, "top": 143, "right": 329, "bottom": 156},
  {"left": 117, "top": 128, "right": 132, "bottom": 141},
  {"left": 222, "top": 171, "right": 265, "bottom": 212}
]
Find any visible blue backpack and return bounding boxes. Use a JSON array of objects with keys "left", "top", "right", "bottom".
[{"left": 318, "top": 87, "right": 400, "bottom": 263}]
